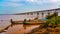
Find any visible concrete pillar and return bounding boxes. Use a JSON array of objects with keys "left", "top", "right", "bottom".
[
  {"left": 27, "top": 13, "right": 29, "bottom": 19},
  {"left": 30, "top": 13, "right": 33, "bottom": 19},
  {"left": 54, "top": 10, "right": 58, "bottom": 16},
  {"left": 42, "top": 12, "right": 44, "bottom": 18},
  {"left": 48, "top": 11, "right": 50, "bottom": 16},
  {"left": 37, "top": 12, "right": 39, "bottom": 19}
]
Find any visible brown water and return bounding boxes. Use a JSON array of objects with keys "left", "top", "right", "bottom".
[
  {"left": 0, "top": 20, "right": 40, "bottom": 34},
  {"left": 5, "top": 24, "right": 40, "bottom": 34}
]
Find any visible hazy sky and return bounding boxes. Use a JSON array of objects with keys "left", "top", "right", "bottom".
[{"left": 0, "top": 0, "right": 60, "bottom": 14}]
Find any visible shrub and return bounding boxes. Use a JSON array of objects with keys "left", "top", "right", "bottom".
[{"left": 44, "top": 13, "right": 60, "bottom": 28}]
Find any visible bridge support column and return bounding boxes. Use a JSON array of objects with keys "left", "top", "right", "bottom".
[
  {"left": 54, "top": 10, "right": 58, "bottom": 16},
  {"left": 37, "top": 12, "right": 39, "bottom": 19},
  {"left": 41, "top": 12, "right": 44, "bottom": 18}
]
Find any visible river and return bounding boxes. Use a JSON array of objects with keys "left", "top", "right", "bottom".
[
  {"left": 0, "top": 14, "right": 44, "bottom": 34},
  {"left": 0, "top": 20, "right": 40, "bottom": 34}
]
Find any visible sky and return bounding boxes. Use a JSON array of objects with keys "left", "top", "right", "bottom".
[{"left": 0, "top": 0, "right": 60, "bottom": 14}]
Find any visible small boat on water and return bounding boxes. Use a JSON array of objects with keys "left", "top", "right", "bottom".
[{"left": 11, "top": 18, "right": 45, "bottom": 25}]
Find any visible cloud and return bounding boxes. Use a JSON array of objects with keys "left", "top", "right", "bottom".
[
  {"left": 26, "top": 0, "right": 60, "bottom": 4},
  {"left": 4, "top": 0, "right": 25, "bottom": 2},
  {"left": 0, "top": 0, "right": 24, "bottom": 7},
  {"left": 8, "top": 0, "right": 21, "bottom": 2},
  {"left": 2, "top": 0, "right": 60, "bottom": 6},
  {"left": 8, "top": 3, "right": 23, "bottom": 7},
  {"left": 49, "top": 0, "right": 60, "bottom": 3},
  {"left": 0, "top": 2, "right": 24, "bottom": 7},
  {"left": 26, "top": 0, "right": 37, "bottom": 2},
  {"left": 25, "top": 0, "right": 60, "bottom": 9}
]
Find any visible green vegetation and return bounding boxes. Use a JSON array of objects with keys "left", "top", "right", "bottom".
[
  {"left": 46, "top": 12, "right": 58, "bottom": 19},
  {"left": 27, "top": 12, "right": 60, "bottom": 34},
  {"left": 44, "top": 13, "right": 60, "bottom": 28}
]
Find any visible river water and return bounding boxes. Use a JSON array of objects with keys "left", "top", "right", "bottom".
[
  {"left": 0, "top": 20, "right": 40, "bottom": 34},
  {"left": 5, "top": 24, "right": 40, "bottom": 34},
  {"left": 0, "top": 14, "right": 44, "bottom": 34}
]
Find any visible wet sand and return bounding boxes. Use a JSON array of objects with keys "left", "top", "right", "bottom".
[{"left": 5, "top": 24, "right": 40, "bottom": 34}]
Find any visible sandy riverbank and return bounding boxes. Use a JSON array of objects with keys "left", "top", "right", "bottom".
[{"left": 5, "top": 24, "right": 40, "bottom": 34}]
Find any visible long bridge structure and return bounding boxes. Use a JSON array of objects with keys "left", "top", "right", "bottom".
[
  {"left": 14, "top": 8, "right": 60, "bottom": 20},
  {"left": 0, "top": 8, "right": 60, "bottom": 20}
]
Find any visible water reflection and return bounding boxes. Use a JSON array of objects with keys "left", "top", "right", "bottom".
[
  {"left": 5, "top": 24, "right": 40, "bottom": 34},
  {"left": 0, "top": 20, "right": 40, "bottom": 34}
]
